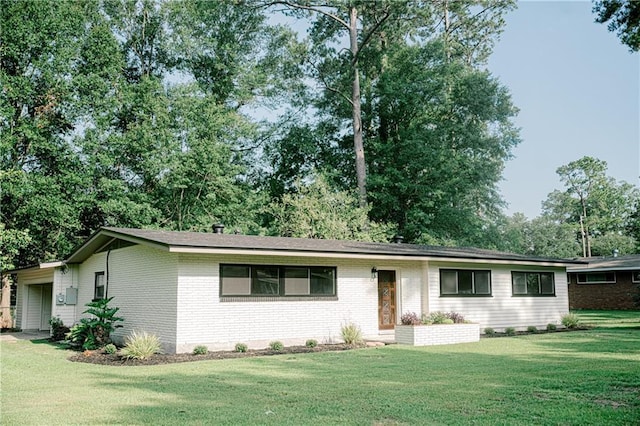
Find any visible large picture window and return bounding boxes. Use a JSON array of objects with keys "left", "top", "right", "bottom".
[
  {"left": 220, "top": 264, "right": 336, "bottom": 297},
  {"left": 440, "top": 269, "right": 491, "bottom": 296},
  {"left": 512, "top": 272, "right": 555, "bottom": 296},
  {"left": 577, "top": 272, "right": 616, "bottom": 284}
]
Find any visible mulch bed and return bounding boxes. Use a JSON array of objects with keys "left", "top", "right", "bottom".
[{"left": 68, "top": 343, "right": 357, "bottom": 366}]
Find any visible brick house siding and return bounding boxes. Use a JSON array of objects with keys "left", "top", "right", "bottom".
[{"left": 568, "top": 271, "right": 638, "bottom": 310}]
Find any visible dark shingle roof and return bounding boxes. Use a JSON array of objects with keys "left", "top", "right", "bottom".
[
  {"left": 567, "top": 255, "right": 640, "bottom": 272},
  {"left": 65, "top": 227, "right": 581, "bottom": 266}
]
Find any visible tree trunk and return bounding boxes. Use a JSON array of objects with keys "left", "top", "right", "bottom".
[
  {"left": 349, "top": 6, "right": 367, "bottom": 207},
  {"left": 0, "top": 275, "right": 13, "bottom": 329}
]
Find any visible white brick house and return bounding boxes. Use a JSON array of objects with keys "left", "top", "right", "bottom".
[{"left": 12, "top": 227, "right": 583, "bottom": 353}]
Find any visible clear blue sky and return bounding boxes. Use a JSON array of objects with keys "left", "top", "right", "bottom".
[{"left": 489, "top": 1, "right": 639, "bottom": 218}]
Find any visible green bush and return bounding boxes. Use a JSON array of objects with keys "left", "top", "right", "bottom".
[
  {"left": 66, "top": 297, "right": 124, "bottom": 350},
  {"left": 120, "top": 330, "right": 162, "bottom": 360},
  {"left": 483, "top": 327, "right": 495, "bottom": 335},
  {"left": 561, "top": 313, "right": 580, "bottom": 329},
  {"left": 505, "top": 327, "right": 516, "bottom": 336},
  {"left": 49, "top": 317, "right": 70, "bottom": 341},
  {"left": 527, "top": 326, "right": 538, "bottom": 333},
  {"left": 193, "top": 345, "right": 208, "bottom": 355},
  {"left": 305, "top": 339, "right": 318, "bottom": 348},
  {"left": 341, "top": 322, "right": 363, "bottom": 346},
  {"left": 546, "top": 323, "right": 557, "bottom": 331},
  {"left": 269, "top": 341, "right": 284, "bottom": 351},
  {"left": 235, "top": 343, "right": 248, "bottom": 353},
  {"left": 104, "top": 343, "right": 117, "bottom": 354}
]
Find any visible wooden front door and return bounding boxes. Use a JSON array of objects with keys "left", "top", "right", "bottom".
[{"left": 377, "top": 270, "right": 396, "bottom": 330}]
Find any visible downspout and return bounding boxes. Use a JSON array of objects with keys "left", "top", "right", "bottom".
[{"left": 106, "top": 249, "right": 111, "bottom": 299}]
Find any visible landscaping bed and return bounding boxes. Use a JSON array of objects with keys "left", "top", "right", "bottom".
[{"left": 68, "top": 343, "right": 356, "bottom": 366}]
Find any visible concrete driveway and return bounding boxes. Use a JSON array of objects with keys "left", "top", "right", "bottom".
[{"left": 0, "top": 330, "right": 50, "bottom": 342}]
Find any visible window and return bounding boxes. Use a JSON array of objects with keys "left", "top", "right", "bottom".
[
  {"left": 512, "top": 272, "right": 555, "bottom": 296},
  {"left": 440, "top": 269, "right": 491, "bottom": 296},
  {"left": 94, "top": 272, "right": 105, "bottom": 299},
  {"left": 220, "top": 265, "right": 336, "bottom": 297},
  {"left": 633, "top": 271, "right": 640, "bottom": 283},
  {"left": 577, "top": 272, "right": 616, "bottom": 284}
]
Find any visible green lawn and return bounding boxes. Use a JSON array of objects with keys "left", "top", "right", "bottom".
[{"left": 2, "top": 311, "right": 639, "bottom": 425}]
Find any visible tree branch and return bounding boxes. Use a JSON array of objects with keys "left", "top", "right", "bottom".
[{"left": 260, "top": 1, "right": 349, "bottom": 29}]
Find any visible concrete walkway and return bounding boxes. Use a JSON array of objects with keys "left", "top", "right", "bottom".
[{"left": 0, "top": 330, "right": 50, "bottom": 342}]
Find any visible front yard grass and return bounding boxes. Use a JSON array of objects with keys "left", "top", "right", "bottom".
[{"left": 1, "top": 311, "right": 639, "bottom": 425}]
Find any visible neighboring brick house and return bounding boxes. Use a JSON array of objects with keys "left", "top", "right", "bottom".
[
  {"left": 13, "top": 227, "right": 582, "bottom": 353},
  {"left": 567, "top": 255, "right": 640, "bottom": 310}
]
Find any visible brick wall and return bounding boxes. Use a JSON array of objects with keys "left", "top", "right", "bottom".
[{"left": 568, "top": 271, "right": 638, "bottom": 310}]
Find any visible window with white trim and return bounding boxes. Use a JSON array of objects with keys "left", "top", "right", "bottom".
[
  {"left": 220, "top": 264, "right": 336, "bottom": 297},
  {"left": 440, "top": 269, "right": 491, "bottom": 296},
  {"left": 512, "top": 272, "right": 555, "bottom": 296},
  {"left": 577, "top": 272, "right": 616, "bottom": 284},
  {"left": 94, "top": 272, "right": 105, "bottom": 299}
]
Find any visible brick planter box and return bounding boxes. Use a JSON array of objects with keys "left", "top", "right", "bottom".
[{"left": 395, "top": 323, "right": 480, "bottom": 346}]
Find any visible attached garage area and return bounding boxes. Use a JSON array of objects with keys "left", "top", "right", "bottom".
[{"left": 14, "top": 265, "right": 58, "bottom": 332}]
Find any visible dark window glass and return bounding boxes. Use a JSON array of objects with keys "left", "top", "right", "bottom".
[
  {"left": 252, "top": 267, "right": 279, "bottom": 295},
  {"left": 310, "top": 267, "right": 335, "bottom": 295},
  {"left": 440, "top": 269, "right": 492, "bottom": 296},
  {"left": 512, "top": 272, "right": 555, "bottom": 296},
  {"left": 220, "top": 265, "right": 337, "bottom": 297},
  {"left": 94, "top": 272, "right": 105, "bottom": 299}
]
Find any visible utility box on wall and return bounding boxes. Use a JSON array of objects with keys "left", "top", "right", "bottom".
[{"left": 65, "top": 287, "right": 78, "bottom": 305}]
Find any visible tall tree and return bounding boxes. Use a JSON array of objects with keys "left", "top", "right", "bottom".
[
  {"left": 593, "top": 0, "right": 640, "bottom": 51},
  {"left": 543, "top": 156, "right": 639, "bottom": 257}
]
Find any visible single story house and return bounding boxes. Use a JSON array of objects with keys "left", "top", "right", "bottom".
[
  {"left": 13, "top": 227, "right": 583, "bottom": 353},
  {"left": 567, "top": 254, "right": 640, "bottom": 310}
]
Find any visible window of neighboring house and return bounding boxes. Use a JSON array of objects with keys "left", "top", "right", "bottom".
[
  {"left": 633, "top": 271, "right": 640, "bottom": 283},
  {"left": 440, "top": 269, "right": 492, "bottom": 296},
  {"left": 94, "top": 272, "right": 105, "bottom": 300},
  {"left": 577, "top": 272, "right": 616, "bottom": 284},
  {"left": 220, "top": 265, "right": 336, "bottom": 297},
  {"left": 512, "top": 272, "right": 555, "bottom": 296}
]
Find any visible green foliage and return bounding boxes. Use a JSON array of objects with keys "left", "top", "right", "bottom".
[
  {"left": 594, "top": 0, "right": 640, "bottom": 51},
  {"left": 103, "top": 344, "right": 117, "bottom": 355},
  {"left": 66, "top": 298, "right": 124, "bottom": 350},
  {"left": 527, "top": 326, "right": 538, "bottom": 333},
  {"left": 483, "top": 327, "right": 495, "bottom": 335},
  {"left": 193, "top": 345, "right": 208, "bottom": 355},
  {"left": 269, "top": 341, "right": 284, "bottom": 351},
  {"left": 49, "top": 317, "right": 70, "bottom": 342},
  {"left": 234, "top": 343, "right": 248, "bottom": 353},
  {"left": 504, "top": 327, "right": 516, "bottom": 336},
  {"left": 340, "top": 322, "right": 363, "bottom": 346},
  {"left": 561, "top": 313, "right": 581, "bottom": 329},
  {"left": 270, "top": 174, "right": 394, "bottom": 241},
  {"left": 422, "top": 311, "right": 465, "bottom": 325},
  {"left": 305, "top": 339, "right": 318, "bottom": 348},
  {"left": 546, "top": 323, "right": 557, "bottom": 331},
  {"left": 120, "top": 330, "right": 163, "bottom": 360}
]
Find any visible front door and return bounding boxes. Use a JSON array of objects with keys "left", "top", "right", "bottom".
[
  {"left": 377, "top": 270, "right": 396, "bottom": 330},
  {"left": 40, "top": 285, "right": 52, "bottom": 331}
]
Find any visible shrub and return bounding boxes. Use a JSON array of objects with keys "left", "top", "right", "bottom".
[
  {"left": 505, "top": 327, "right": 516, "bottom": 336},
  {"left": 423, "top": 311, "right": 465, "bottom": 325},
  {"left": 193, "top": 345, "right": 208, "bottom": 355},
  {"left": 49, "top": 317, "right": 70, "bottom": 341},
  {"left": 305, "top": 339, "right": 318, "bottom": 348},
  {"left": 235, "top": 343, "right": 248, "bottom": 353},
  {"left": 561, "top": 313, "right": 580, "bottom": 329},
  {"left": 341, "top": 322, "right": 363, "bottom": 346},
  {"left": 546, "top": 323, "right": 557, "bottom": 331},
  {"left": 66, "top": 297, "right": 124, "bottom": 350},
  {"left": 484, "top": 327, "right": 495, "bottom": 335},
  {"left": 447, "top": 312, "right": 466, "bottom": 324},
  {"left": 400, "top": 311, "right": 421, "bottom": 325},
  {"left": 269, "top": 341, "right": 284, "bottom": 351},
  {"left": 527, "top": 326, "right": 538, "bottom": 333},
  {"left": 120, "top": 330, "right": 162, "bottom": 360},
  {"left": 104, "top": 343, "right": 117, "bottom": 354}
]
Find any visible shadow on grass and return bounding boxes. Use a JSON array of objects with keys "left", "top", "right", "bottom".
[
  {"left": 29, "top": 338, "right": 73, "bottom": 351},
  {"left": 86, "top": 328, "right": 640, "bottom": 425}
]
